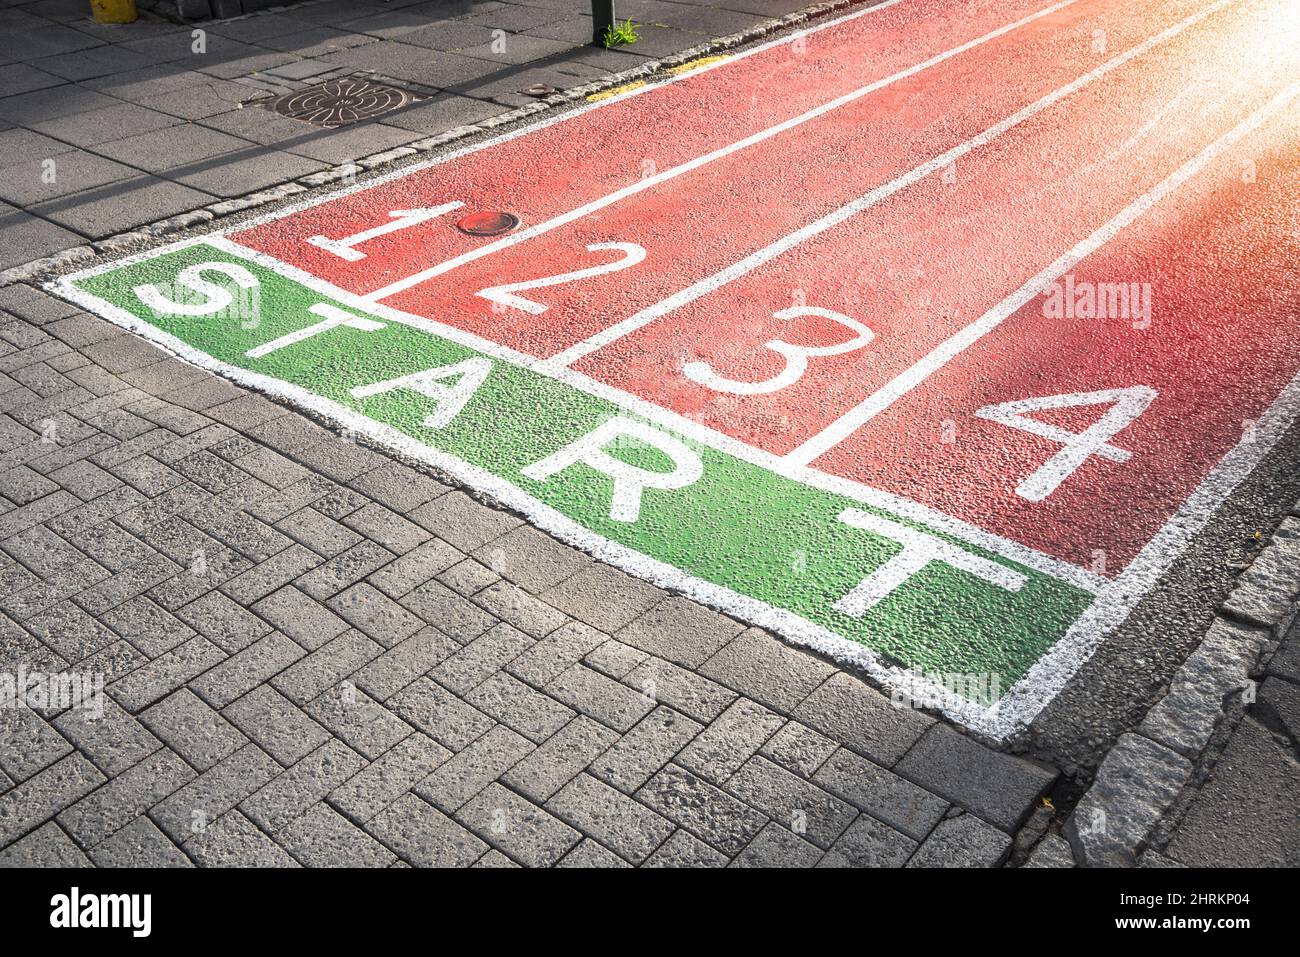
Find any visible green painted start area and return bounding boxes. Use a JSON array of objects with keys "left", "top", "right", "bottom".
[{"left": 64, "top": 241, "right": 1092, "bottom": 717}]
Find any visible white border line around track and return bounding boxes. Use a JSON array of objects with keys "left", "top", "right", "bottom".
[{"left": 44, "top": 0, "right": 1300, "bottom": 738}]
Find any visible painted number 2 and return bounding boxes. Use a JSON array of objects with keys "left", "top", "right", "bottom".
[
  {"left": 684, "top": 307, "right": 874, "bottom": 395},
  {"left": 476, "top": 242, "right": 646, "bottom": 315}
]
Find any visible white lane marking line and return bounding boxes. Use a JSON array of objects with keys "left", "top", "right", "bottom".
[
  {"left": 360, "top": 0, "right": 1080, "bottom": 304},
  {"left": 786, "top": 80, "right": 1299, "bottom": 465},
  {"left": 546, "top": 0, "right": 1243, "bottom": 371},
  {"left": 201, "top": 233, "right": 1105, "bottom": 593}
]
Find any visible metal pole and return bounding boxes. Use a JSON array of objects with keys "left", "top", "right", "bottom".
[{"left": 592, "top": 0, "right": 615, "bottom": 46}]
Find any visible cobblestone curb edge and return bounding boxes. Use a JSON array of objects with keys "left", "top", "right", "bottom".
[{"left": 1026, "top": 511, "right": 1300, "bottom": 866}]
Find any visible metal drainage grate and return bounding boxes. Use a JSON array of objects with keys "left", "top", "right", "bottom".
[{"left": 262, "top": 76, "right": 422, "bottom": 129}]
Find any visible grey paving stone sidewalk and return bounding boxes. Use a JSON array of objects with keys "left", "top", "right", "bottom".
[
  {"left": 1, "top": 0, "right": 816, "bottom": 271},
  {"left": 0, "top": 280, "right": 1059, "bottom": 867},
  {"left": 1145, "top": 621, "right": 1300, "bottom": 868}
]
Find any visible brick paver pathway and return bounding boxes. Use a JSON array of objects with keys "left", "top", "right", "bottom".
[{"left": 0, "top": 280, "right": 1057, "bottom": 867}]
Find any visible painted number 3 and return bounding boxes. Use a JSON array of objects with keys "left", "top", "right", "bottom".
[{"left": 684, "top": 306, "right": 874, "bottom": 395}]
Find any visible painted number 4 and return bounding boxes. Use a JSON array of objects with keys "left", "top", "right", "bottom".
[{"left": 975, "top": 386, "right": 1157, "bottom": 501}]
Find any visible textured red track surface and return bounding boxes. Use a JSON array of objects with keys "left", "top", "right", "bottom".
[
  {"left": 228, "top": 0, "right": 1300, "bottom": 577},
  {"left": 372, "top": 0, "right": 1197, "bottom": 356},
  {"left": 812, "top": 109, "right": 1300, "bottom": 571},
  {"left": 569, "top": 0, "right": 1286, "bottom": 441}
]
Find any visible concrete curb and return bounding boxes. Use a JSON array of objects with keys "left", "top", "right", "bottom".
[
  {"left": 1039, "top": 510, "right": 1300, "bottom": 867},
  {"left": 0, "top": 0, "right": 868, "bottom": 287}
]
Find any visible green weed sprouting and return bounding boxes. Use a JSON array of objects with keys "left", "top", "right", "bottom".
[{"left": 602, "top": 19, "right": 640, "bottom": 48}]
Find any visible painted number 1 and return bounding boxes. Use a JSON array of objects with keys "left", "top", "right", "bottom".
[{"left": 307, "top": 204, "right": 464, "bottom": 262}]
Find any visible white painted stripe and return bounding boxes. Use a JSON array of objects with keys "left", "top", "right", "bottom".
[
  {"left": 547, "top": 0, "right": 1242, "bottom": 371},
  {"left": 204, "top": 234, "right": 1104, "bottom": 592},
  {"left": 786, "top": 80, "right": 1300, "bottom": 465},
  {"left": 361, "top": 0, "right": 1080, "bottom": 304}
]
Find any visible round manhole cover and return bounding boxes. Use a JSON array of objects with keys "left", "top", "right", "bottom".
[
  {"left": 267, "top": 76, "right": 419, "bottom": 129},
  {"left": 457, "top": 211, "right": 521, "bottom": 236}
]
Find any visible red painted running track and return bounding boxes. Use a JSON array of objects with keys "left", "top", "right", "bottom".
[
  {"left": 375, "top": 0, "right": 1208, "bottom": 356},
  {"left": 227, "top": 0, "right": 1300, "bottom": 578}
]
